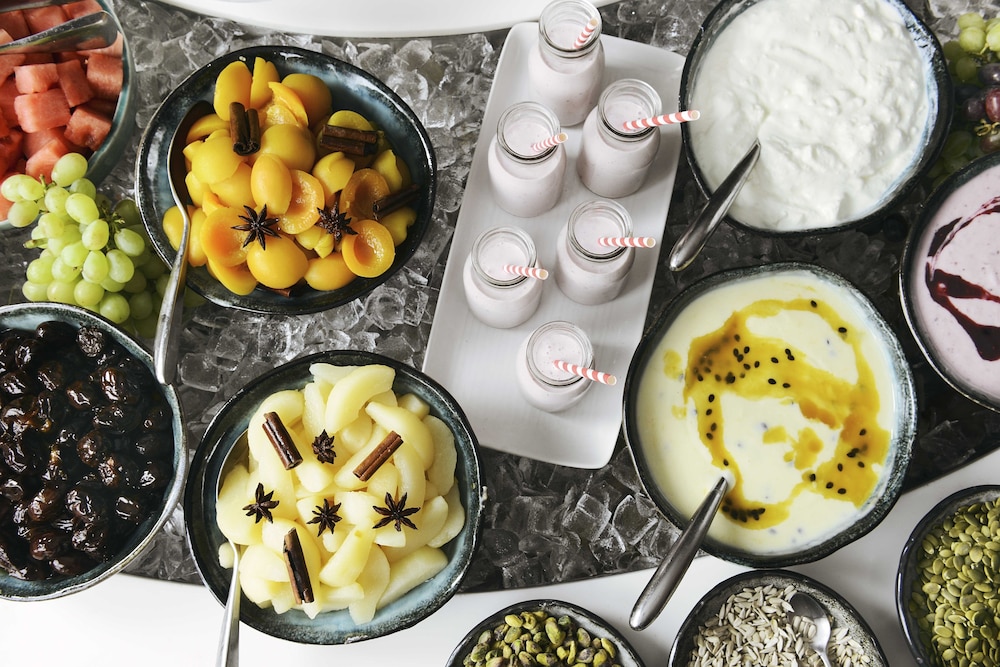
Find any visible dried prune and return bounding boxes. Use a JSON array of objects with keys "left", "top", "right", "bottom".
[
  {"left": 65, "top": 485, "right": 109, "bottom": 523},
  {"left": 66, "top": 379, "right": 103, "bottom": 411},
  {"left": 27, "top": 526, "right": 70, "bottom": 561},
  {"left": 26, "top": 485, "right": 65, "bottom": 523},
  {"left": 76, "top": 326, "right": 111, "bottom": 358},
  {"left": 49, "top": 552, "right": 96, "bottom": 576},
  {"left": 76, "top": 430, "right": 111, "bottom": 468}
]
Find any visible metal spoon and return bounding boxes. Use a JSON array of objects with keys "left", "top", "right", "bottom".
[
  {"left": 629, "top": 475, "right": 729, "bottom": 630},
  {"left": 0, "top": 11, "right": 118, "bottom": 55},
  {"left": 667, "top": 139, "right": 761, "bottom": 272},
  {"left": 216, "top": 430, "right": 249, "bottom": 667},
  {"left": 789, "top": 591, "right": 834, "bottom": 667},
  {"left": 153, "top": 100, "right": 213, "bottom": 385}
]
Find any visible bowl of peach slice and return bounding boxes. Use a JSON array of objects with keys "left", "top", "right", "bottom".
[
  {"left": 134, "top": 45, "right": 436, "bottom": 314},
  {"left": 183, "top": 350, "right": 484, "bottom": 644}
]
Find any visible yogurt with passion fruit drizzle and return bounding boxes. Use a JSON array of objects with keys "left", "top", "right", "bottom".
[{"left": 635, "top": 267, "right": 902, "bottom": 554}]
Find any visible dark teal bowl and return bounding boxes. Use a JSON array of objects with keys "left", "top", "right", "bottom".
[
  {"left": 184, "top": 350, "right": 483, "bottom": 644},
  {"left": 669, "top": 569, "right": 888, "bottom": 666},
  {"left": 0, "top": 302, "right": 186, "bottom": 601},
  {"left": 446, "top": 599, "right": 646, "bottom": 667},
  {"left": 134, "top": 45, "right": 436, "bottom": 314}
]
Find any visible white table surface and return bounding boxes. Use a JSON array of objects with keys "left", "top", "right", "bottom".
[{"left": 2, "top": 446, "right": 997, "bottom": 666}]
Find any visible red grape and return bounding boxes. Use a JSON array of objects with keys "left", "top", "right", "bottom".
[{"left": 985, "top": 88, "right": 1000, "bottom": 123}]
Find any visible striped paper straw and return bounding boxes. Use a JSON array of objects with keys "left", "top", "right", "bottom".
[
  {"left": 622, "top": 109, "right": 700, "bottom": 132},
  {"left": 529, "top": 132, "right": 568, "bottom": 154},
  {"left": 504, "top": 264, "right": 549, "bottom": 280},
  {"left": 553, "top": 359, "right": 617, "bottom": 386},
  {"left": 573, "top": 17, "right": 599, "bottom": 49},
  {"left": 597, "top": 236, "right": 656, "bottom": 249}
]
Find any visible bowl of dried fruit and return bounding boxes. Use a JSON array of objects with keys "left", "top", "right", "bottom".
[
  {"left": 896, "top": 484, "right": 1000, "bottom": 666},
  {"left": 134, "top": 44, "right": 436, "bottom": 314},
  {"left": 446, "top": 599, "right": 646, "bottom": 667},
  {"left": 669, "top": 569, "right": 888, "bottom": 666},
  {"left": 0, "top": 302, "right": 186, "bottom": 601},
  {"left": 183, "top": 349, "right": 483, "bottom": 644}
]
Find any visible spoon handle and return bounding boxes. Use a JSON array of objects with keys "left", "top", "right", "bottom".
[
  {"left": 0, "top": 11, "right": 117, "bottom": 55},
  {"left": 668, "top": 139, "right": 761, "bottom": 271},
  {"left": 630, "top": 476, "right": 729, "bottom": 630},
  {"left": 217, "top": 542, "right": 242, "bottom": 667},
  {"left": 153, "top": 202, "right": 190, "bottom": 385},
  {"left": 0, "top": 0, "right": 77, "bottom": 11}
]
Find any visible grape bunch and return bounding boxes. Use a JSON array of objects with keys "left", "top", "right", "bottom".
[
  {"left": 932, "top": 12, "right": 1000, "bottom": 185},
  {"left": 1, "top": 153, "right": 169, "bottom": 338}
]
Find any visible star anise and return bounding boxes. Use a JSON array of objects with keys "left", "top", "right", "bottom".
[
  {"left": 243, "top": 482, "right": 279, "bottom": 524},
  {"left": 372, "top": 492, "right": 418, "bottom": 532},
  {"left": 308, "top": 498, "right": 342, "bottom": 536},
  {"left": 232, "top": 204, "right": 280, "bottom": 249},
  {"left": 312, "top": 430, "right": 336, "bottom": 464},
  {"left": 315, "top": 201, "right": 355, "bottom": 246}
]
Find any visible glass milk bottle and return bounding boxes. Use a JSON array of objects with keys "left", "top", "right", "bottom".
[
  {"left": 487, "top": 102, "right": 567, "bottom": 218},
  {"left": 554, "top": 199, "right": 636, "bottom": 305},
  {"left": 463, "top": 226, "right": 545, "bottom": 329},
  {"left": 528, "top": 0, "right": 605, "bottom": 126},
  {"left": 515, "top": 321, "right": 594, "bottom": 412},
  {"left": 578, "top": 79, "right": 661, "bottom": 198}
]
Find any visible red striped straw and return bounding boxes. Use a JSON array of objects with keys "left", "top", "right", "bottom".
[
  {"left": 529, "top": 132, "right": 568, "bottom": 154},
  {"left": 504, "top": 264, "right": 549, "bottom": 280},
  {"left": 597, "top": 236, "right": 656, "bottom": 249},
  {"left": 622, "top": 109, "right": 700, "bottom": 132},
  {"left": 573, "top": 17, "right": 599, "bottom": 49},
  {"left": 553, "top": 359, "right": 617, "bottom": 386}
]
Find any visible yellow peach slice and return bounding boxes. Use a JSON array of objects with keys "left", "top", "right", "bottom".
[
  {"left": 214, "top": 60, "right": 252, "bottom": 121},
  {"left": 250, "top": 56, "right": 280, "bottom": 109}
]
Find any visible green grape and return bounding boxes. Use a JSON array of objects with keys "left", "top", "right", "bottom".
[
  {"left": 29, "top": 226, "right": 46, "bottom": 243},
  {"left": 100, "top": 275, "right": 124, "bottom": 292},
  {"left": 959, "top": 26, "right": 987, "bottom": 54},
  {"left": 98, "top": 293, "right": 129, "bottom": 323},
  {"left": 38, "top": 212, "right": 67, "bottom": 239},
  {"left": 123, "top": 271, "right": 148, "bottom": 294},
  {"left": 987, "top": 23, "right": 1000, "bottom": 53},
  {"left": 943, "top": 130, "right": 974, "bottom": 159},
  {"left": 142, "top": 257, "right": 168, "bottom": 281},
  {"left": 65, "top": 192, "right": 100, "bottom": 225},
  {"left": 8, "top": 200, "right": 39, "bottom": 228},
  {"left": 106, "top": 249, "right": 135, "bottom": 284},
  {"left": 43, "top": 187, "right": 70, "bottom": 215},
  {"left": 128, "top": 290, "right": 153, "bottom": 321},
  {"left": 133, "top": 314, "right": 157, "bottom": 340},
  {"left": 50, "top": 256, "right": 80, "bottom": 283},
  {"left": 16, "top": 177, "right": 45, "bottom": 202},
  {"left": 46, "top": 280, "right": 78, "bottom": 305},
  {"left": 25, "top": 255, "right": 54, "bottom": 284},
  {"left": 114, "top": 199, "right": 141, "bottom": 226},
  {"left": 50, "top": 153, "right": 89, "bottom": 188},
  {"left": 0, "top": 174, "right": 26, "bottom": 202},
  {"left": 82, "top": 218, "right": 110, "bottom": 250},
  {"left": 21, "top": 280, "right": 49, "bottom": 302},
  {"left": 73, "top": 279, "right": 105, "bottom": 308},
  {"left": 82, "top": 250, "right": 109, "bottom": 283},
  {"left": 943, "top": 39, "right": 966, "bottom": 64},
  {"left": 114, "top": 227, "right": 146, "bottom": 257},
  {"left": 61, "top": 241, "right": 89, "bottom": 268},
  {"left": 958, "top": 12, "right": 987, "bottom": 31},
  {"left": 68, "top": 177, "right": 96, "bottom": 199},
  {"left": 955, "top": 56, "right": 980, "bottom": 83}
]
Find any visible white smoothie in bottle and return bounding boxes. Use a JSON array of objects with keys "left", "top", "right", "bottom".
[
  {"left": 516, "top": 320, "right": 595, "bottom": 412},
  {"left": 463, "top": 226, "right": 545, "bottom": 329},
  {"left": 554, "top": 199, "right": 636, "bottom": 305}
]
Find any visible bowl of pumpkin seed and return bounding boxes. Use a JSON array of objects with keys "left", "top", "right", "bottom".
[
  {"left": 446, "top": 599, "right": 646, "bottom": 667},
  {"left": 896, "top": 484, "right": 1000, "bottom": 666}
]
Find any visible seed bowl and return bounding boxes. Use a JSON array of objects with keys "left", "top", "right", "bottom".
[
  {"left": 0, "top": 302, "right": 186, "bottom": 601},
  {"left": 896, "top": 484, "right": 1000, "bottom": 666},
  {"left": 183, "top": 350, "right": 483, "bottom": 644},
  {"left": 669, "top": 569, "right": 888, "bottom": 666},
  {"left": 680, "top": 0, "right": 950, "bottom": 235},
  {"left": 623, "top": 263, "right": 915, "bottom": 568},
  {"left": 134, "top": 44, "right": 436, "bottom": 314},
  {"left": 446, "top": 599, "right": 646, "bottom": 667}
]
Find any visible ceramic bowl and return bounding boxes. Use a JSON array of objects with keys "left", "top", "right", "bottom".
[
  {"left": 900, "top": 151, "right": 1000, "bottom": 412},
  {"left": 896, "top": 484, "right": 1000, "bottom": 665},
  {"left": 446, "top": 599, "right": 646, "bottom": 667},
  {"left": 679, "top": 0, "right": 950, "bottom": 236},
  {"left": 670, "top": 569, "right": 888, "bottom": 666},
  {"left": 183, "top": 350, "right": 483, "bottom": 644},
  {"left": 0, "top": 302, "right": 186, "bottom": 601},
  {"left": 134, "top": 44, "right": 436, "bottom": 314},
  {"left": 623, "top": 262, "right": 916, "bottom": 568}
]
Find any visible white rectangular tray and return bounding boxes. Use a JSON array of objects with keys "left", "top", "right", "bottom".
[{"left": 423, "top": 22, "right": 684, "bottom": 469}]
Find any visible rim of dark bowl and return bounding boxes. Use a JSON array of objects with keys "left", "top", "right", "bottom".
[
  {"left": 622, "top": 262, "right": 917, "bottom": 568},
  {"left": 183, "top": 349, "right": 483, "bottom": 644},
  {"left": 669, "top": 568, "right": 888, "bottom": 666},
  {"left": 678, "top": 0, "right": 952, "bottom": 237},
  {"left": 899, "top": 151, "right": 1000, "bottom": 414},
  {"left": 0, "top": 302, "right": 187, "bottom": 601},
  {"left": 895, "top": 484, "right": 1000, "bottom": 666},
  {"left": 134, "top": 44, "right": 437, "bottom": 315},
  {"left": 445, "top": 598, "right": 647, "bottom": 667}
]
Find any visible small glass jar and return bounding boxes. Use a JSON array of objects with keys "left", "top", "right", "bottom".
[
  {"left": 578, "top": 78, "right": 662, "bottom": 198},
  {"left": 554, "top": 199, "right": 636, "bottom": 305},
  {"left": 463, "top": 226, "right": 544, "bottom": 329},
  {"left": 516, "top": 320, "right": 595, "bottom": 412},
  {"left": 528, "top": 0, "right": 606, "bottom": 127},
  {"left": 487, "top": 101, "right": 567, "bottom": 218}
]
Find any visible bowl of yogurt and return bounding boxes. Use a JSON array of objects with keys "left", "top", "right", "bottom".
[
  {"left": 900, "top": 152, "right": 1000, "bottom": 412},
  {"left": 623, "top": 263, "right": 916, "bottom": 567},
  {"left": 681, "top": 0, "right": 951, "bottom": 235}
]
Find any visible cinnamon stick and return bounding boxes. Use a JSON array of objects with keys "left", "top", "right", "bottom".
[
  {"left": 372, "top": 183, "right": 421, "bottom": 221},
  {"left": 262, "top": 411, "right": 302, "bottom": 469},
  {"left": 283, "top": 528, "right": 314, "bottom": 604},
  {"left": 229, "top": 102, "right": 260, "bottom": 156},
  {"left": 353, "top": 431, "right": 404, "bottom": 481},
  {"left": 319, "top": 125, "right": 379, "bottom": 156}
]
